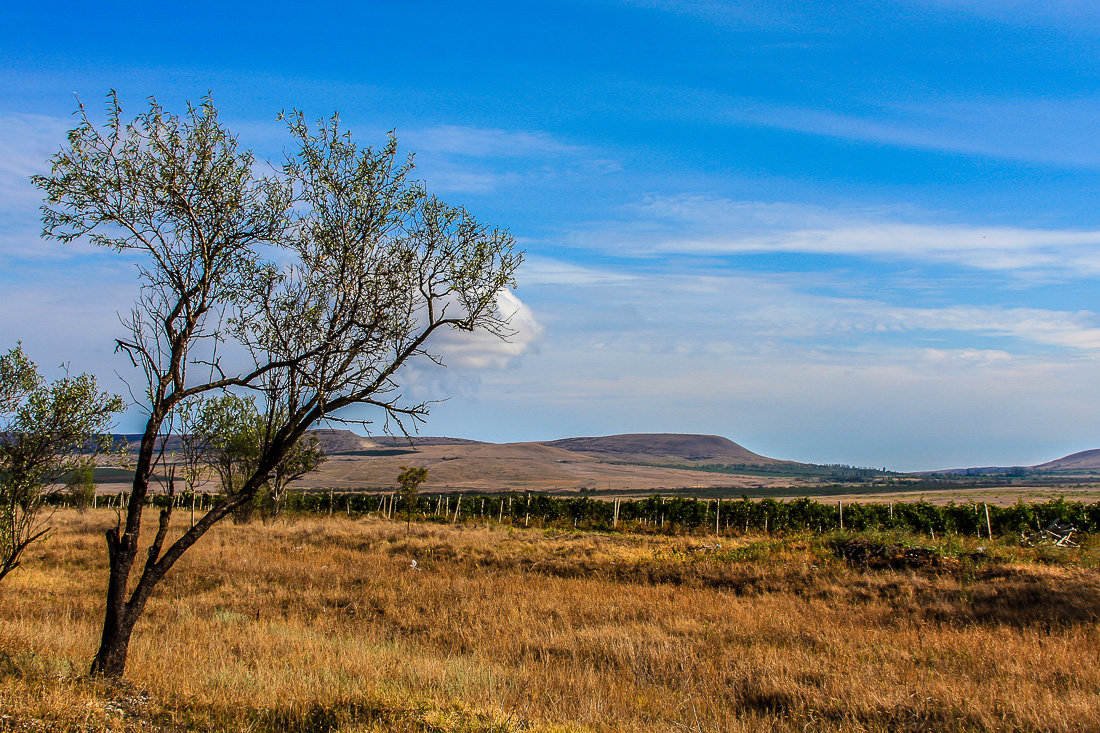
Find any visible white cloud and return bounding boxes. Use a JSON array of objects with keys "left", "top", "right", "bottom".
[
  {"left": 518, "top": 256, "right": 638, "bottom": 286},
  {"left": 876, "top": 306, "right": 1100, "bottom": 350},
  {"left": 626, "top": 80, "right": 1100, "bottom": 169},
  {"left": 572, "top": 194, "right": 1100, "bottom": 278},
  {"left": 522, "top": 251, "right": 1100, "bottom": 357},
  {"left": 0, "top": 113, "right": 68, "bottom": 187},
  {"left": 735, "top": 98, "right": 1100, "bottom": 170},
  {"left": 909, "top": 0, "right": 1100, "bottom": 32},
  {"left": 420, "top": 165, "right": 520, "bottom": 194},
  {"left": 405, "top": 125, "right": 584, "bottom": 158},
  {"left": 0, "top": 113, "right": 72, "bottom": 258},
  {"left": 428, "top": 290, "right": 542, "bottom": 370},
  {"left": 399, "top": 124, "right": 617, "bottom": 195}
]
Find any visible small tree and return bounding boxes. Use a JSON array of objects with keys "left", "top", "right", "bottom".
[
  {"left": 397, "top": 465, "right": 428, "bottom": 533},
  {"left": 0, "top": 344, "right": 123, "bottom": 583},
  {"left": 180, "top": 393, "right": 325, "bottom": 523},
  {"left": 262, "top": 431, "right": 324, "bottom": 523},
  {"left": 65, "top": 459, "right": 98, "bottom": 512},
  {"left": 35, "top": 94, "right": 521, "bottom": 677}
]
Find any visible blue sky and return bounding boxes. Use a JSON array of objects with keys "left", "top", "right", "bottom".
[{"left": 3, "top": 0, "right": 1100, "bottom": 470}]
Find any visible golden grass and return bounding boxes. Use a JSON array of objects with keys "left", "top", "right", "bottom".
[{"left": 1, "top": 511, "right": 1099, "bottom": 731}]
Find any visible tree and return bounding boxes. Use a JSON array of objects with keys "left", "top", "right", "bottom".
[
  {"left": 396, "top": 465, "right": 428, "bottom": 533},
  {"left": 34, "top": 94, "right": 521, "bottom": 677},
  {"left": 64, "top": 459, "right": 98, "bottom": 512},
  {"left": 180, "top": 393, "right": 324, "bottom": 523},
  {"left": 0, "top": 344, "right": 123, "bottom": 583}
]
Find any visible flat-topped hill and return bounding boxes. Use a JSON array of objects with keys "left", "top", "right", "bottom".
[
  {"left": 541, "top": 433, "right": 790, "bottom": 466},
  {"left": 288, "top": 432, "right": 796, "bottom": 492}
]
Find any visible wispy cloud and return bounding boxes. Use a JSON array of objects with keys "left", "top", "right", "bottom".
[
  {"left": 625, "top": 80, "right": 1100, "bottom": 169},
  {"left": 523, "top": 249, "right": 1100, "bottom": 355},
  {"left": 617, "top": 0, "right": 811, "bottom": 29},
  {"left": 0, "top": 112, "right": 69, "bottom": 208},
  {"left": 909, "top": 0, "right": 1100, "bottom": 32},
  {"left": 397, "top": 124, "right": 617, "bottom": 195},
  {"left": 859, "top": 304, "right": 1100, "bottom": 351},
  {"left": 519, "top": 256, "right": 639, "bottom": 287},
  {"left": 568, "top": 194, "right": 1100, "bottom": 278},
  {"left": 747, "top": 96, "right": 1100, "bottom": 169},
  {"left": 404, "top": 125, "right": 584, "bottom": 158}
]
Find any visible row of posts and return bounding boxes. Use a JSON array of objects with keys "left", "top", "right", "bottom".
[{"left": 88, "top": 491, "right": 1001, "bottom": 540}]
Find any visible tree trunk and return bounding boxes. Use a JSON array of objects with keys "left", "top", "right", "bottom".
[
  {"left": 90, "top": 529, "right": 168, "bottom": 677},
  {"left": 90, "top": 570, "right": 138, "bottom": 677},
  {"left": 88, "top": 422, "right": 296, "bottom": 678},
  {"left": 90, "top": 424, "right": 157, "bottom": 678}
]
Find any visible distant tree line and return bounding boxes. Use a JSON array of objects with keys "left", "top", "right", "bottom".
[{"left": 614, "top": 461, "right": 894, "bottom": 482}]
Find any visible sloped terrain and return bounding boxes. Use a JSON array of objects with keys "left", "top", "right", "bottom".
[
  {"left": 542, "top": 433, "right": 793, "bottom": 466},
  {"left": 1034, "top": 448, "right": 1100, "bottom": 472},
  {"left": 294, "top": 434, "right": 798, "bottom": 492},
  {"left": 929, "top": 446, "right": 1100, "bottom": 475}
]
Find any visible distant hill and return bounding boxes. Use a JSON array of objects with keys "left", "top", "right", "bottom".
[
  {"left": 370, "top": 436, "right": 486, "bottom": 448},
  {"left": 923, "top": 465, "right": 1028, "bottom": 476},
  {"left": 291, "top": 434, "right": 798, "bottom": 493},
  {"left": 113, "top": 434, "right": 182, "bottom": 453},
  {"left": 540, "top": 433, "right": 791, "bottom": 467},
  {"left": 1034, "top": 449, "right": 1100, "bottom": 472},
  {"left": 113, "top": 428, "right": 377, "bottom": 456},
  {"left": 928, "top": 447, "right": 1100, "bottom": 475},
  {"left": 310, "top": 429, "right": 380, "bottom": 454}
]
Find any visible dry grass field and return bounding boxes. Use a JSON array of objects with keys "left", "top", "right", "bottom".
[{"left": 2, "top": 510, "right": 1099, "bottom": 731}]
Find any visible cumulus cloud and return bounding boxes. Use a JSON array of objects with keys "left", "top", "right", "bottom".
[{"left": 428, "top": 290, "right": 542, "bottom": 370}]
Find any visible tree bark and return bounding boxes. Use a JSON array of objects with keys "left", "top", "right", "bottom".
[
  {"left": 90, "top": 423, "right": 157, "bottom": 678},
  {"left": 88, "top": 423, "right": 299, "bottom": 678}
]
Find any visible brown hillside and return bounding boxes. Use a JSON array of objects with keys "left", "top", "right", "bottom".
[
  {"left": 542, "top": 433, "right": 789, "bottom": 466},
  {"left": 107, "top": 431, "right": 806, "bottom": 494},
  {"left": 293, "top": 438, "right": 797, "bottom": 493},
  {"left": 369, "top": 435, "right": 486, "bottom": 448},
  {"left": 1034, "top": 448, "right": 1100, "bottom": 471},
  {"left": 311, "top": 429, "right": 380, "bottom": 454}
]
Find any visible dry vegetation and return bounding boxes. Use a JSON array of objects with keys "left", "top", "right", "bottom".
[{"left": 2, "top": 510, "right": 1099, "bottom": 732}]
